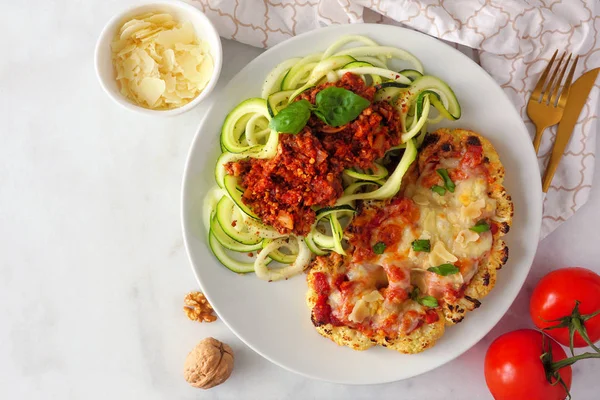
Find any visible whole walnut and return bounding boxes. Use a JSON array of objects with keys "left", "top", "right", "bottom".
[{"left": 183, "top": 337, "right": 234, "bottom": 389}]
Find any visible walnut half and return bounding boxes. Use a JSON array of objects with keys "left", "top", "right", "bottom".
[
  {"left": 183, "top": 291, "right": 217, "bottom": 323},
  {"left": 184, "top": 337, "right": 234, "bottom": 389}
]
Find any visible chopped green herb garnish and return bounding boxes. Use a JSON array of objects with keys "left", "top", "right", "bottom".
[
  {"left": 470, "top": 219, "right": 491, "bottom": 233},
  {"left": 373, "top": 242, "right": 386, "bottom": 254},
  {"left": 431, "top": 185, "right": 446, "bottom": 196},
  {"left": 411, "top": 287, "right": 439, "bottom": 308},
  {"left": 410, "top": 287, "right": 420, "bottom": 301},
  {"left": 428, "top": 264, "right": 460, "bottom": 276},
  {"left": 418, "top": 296, "right": 439, "bottom": 308},
  {"left": 436, "top": 168, "right": 455, "bottom": 193},
  {"left": 412, "top": 239, "right": 431, "bottom": 252}
]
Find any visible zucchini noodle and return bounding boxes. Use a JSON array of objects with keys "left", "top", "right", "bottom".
[{"left": 204, "top": 35, "right": 461, "bottom": 281}]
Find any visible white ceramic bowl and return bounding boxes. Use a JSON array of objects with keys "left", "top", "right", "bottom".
[{"left": 94, "top": 0, "right": 222, "bottom": 116}]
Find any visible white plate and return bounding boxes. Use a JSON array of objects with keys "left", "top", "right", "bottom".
[{"left": 181, "top": 24, "right": 542, "bottom": 384}]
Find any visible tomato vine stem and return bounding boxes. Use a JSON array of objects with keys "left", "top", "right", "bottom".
[
  {"left": 550, "top": 351, "right": 600, "bottom": 370},
  {"left": 539, "top": 330, "right": 600, "bottom": 400},
  {"left": 542, "top": 300, "right": 600, "bottom": 355}
]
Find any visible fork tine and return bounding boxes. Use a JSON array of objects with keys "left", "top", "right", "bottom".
[
  {"left": 542, "top": 52, "right": 566, "bottom": 104},
  {"left": 550, "top": 53, "right": 571, "bottom": 105},
  {"left": 532, "top": 50, "right": 558, "bottom": 100},
  {"left": 557, "top": 55, "right": 579, "bottom": 108}
]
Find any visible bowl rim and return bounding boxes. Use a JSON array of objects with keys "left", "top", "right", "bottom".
[{"left": 93, "top": 0, "right": 223, "bottom": 117}]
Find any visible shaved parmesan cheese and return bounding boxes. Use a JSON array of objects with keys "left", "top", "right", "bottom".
[
  {"left": 458, "top": 192, "right": 471, "bottom": 206},
  {"left": 135, "top": 77, "right": 165, "bottom": 107},
  {"left": 485, "top": 198, "right": 497, "bottom": 213},
  {"left": 196, "top": 55, "right": 214, "bottom": 88},
  {"left": 155, "top": 22, "right": 195, "bottom": 46},
  {"left": 412, "top": 194, "right": 430, "bottom": 206},
  {"left": 362, "top": 290, "right": 384, "bottom": 302},
  {"left": 461, "top": 198, "right": 486, "bottom": 220},
  {"left": 423, "top": 210, "right": 437, "bottom": 234},
  {"left": 144, "top": 13, "right": 174, "bottom": 25},
  {"left": 429, "top": 241, "right": 458, "bottom": 267},
  {"left": 120, "top": 21, "right": 151, "bottom": 40},
  {"left": 420, "top": 230, "right": 432, "bottom": 240},
  {"left": 456, "top": 229, "right": 479, "bottom": 247},
  {"left": 111, "top": 12, "right": 213, "bottom": 110},
  {"left": 349, "top": 300, "right": 370, "bottom": 323}
]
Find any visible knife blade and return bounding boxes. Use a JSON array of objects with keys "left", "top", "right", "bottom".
[{"left": 542, "top": 68, "right": 599, "bottom": 192}]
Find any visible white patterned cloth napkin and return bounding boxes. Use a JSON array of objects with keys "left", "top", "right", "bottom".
[{"left": 190, "top": 0, "right": 600, "bottom": 240}]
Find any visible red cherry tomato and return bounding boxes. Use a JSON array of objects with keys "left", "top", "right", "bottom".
[
  {"left": 484, "top": 329, "right": 571, "bottom": 400},
  {"left": 530, "top": 267, "right": 600, "bottom": 347}
]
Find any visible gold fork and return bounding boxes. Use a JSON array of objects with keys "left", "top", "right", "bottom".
[{"left": 527, "top": 51, "right": 578, "bottom": 152}]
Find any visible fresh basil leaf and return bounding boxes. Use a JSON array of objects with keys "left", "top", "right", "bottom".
[
  {"left": 431, "top": 185, "right": 446, "bottom": 196},
  {"left": 314, "top": 87, "right": 370, "bottom": 127},
  {"left": 428, "top": 264, "right": 460, "bottom": 276},
  {"left": 436, "top": 168, "right": 455, "bottom": 193},
  {"left": 372, "top": 242, "right": 386, "bottom": 254},
  {"left": 312, "top": 108, "right": 327, "bottom": 126},
  {"left": 470, "top": 219, "right": 490, "bottom": 233},
  {"left": 269, "top": 100, "right": 311, "bottom": 134},
  {"left": 412, "top": 239, "right": 431, "bottom": 252},
  {"left": 418, "top": 296, "right": 439, "bottom": 308}
]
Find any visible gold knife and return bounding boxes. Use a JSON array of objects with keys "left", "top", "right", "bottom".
[{"left": 542, "top": 68, "right": 599, "bottom": 192}]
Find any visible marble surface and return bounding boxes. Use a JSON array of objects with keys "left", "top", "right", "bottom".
[{"left": 1, "top": 1, "right": 599, "bottom": 399}]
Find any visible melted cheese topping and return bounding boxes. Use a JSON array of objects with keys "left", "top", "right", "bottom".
[
  {"left": 405, "top": 168, "right": 494, "bottom": 293},
  {"left": 322, "top": 153, "right": 496, "bottom": 338}
]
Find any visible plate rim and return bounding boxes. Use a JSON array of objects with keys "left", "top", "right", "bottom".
[{"left": 181, "top": 23, "right": 543, "bottom": 384}]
